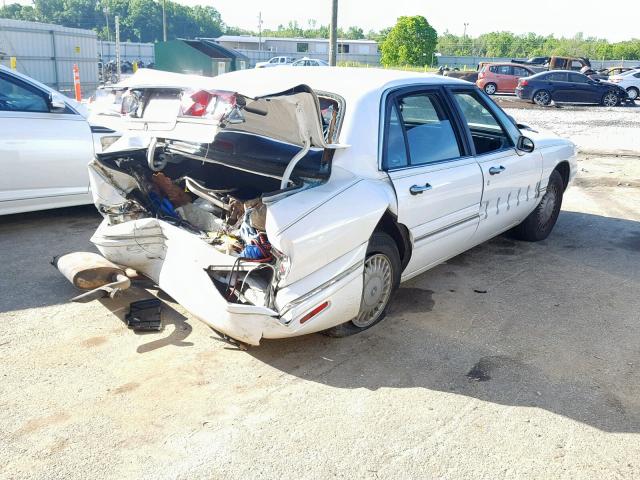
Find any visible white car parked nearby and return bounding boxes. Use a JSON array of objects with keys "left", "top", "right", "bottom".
[
  {"left": 60, "top": 67, "right": 577, "bottom": 346},
  {"left": 609, "top": 68, "right": 640, "bottom": 100},
  {"left": 255, "top": 56, "right": 295, "bottom": 68},
  {"left": 0, "top": 65, "right": 119, "bottom": 215},
  {"left": 291, "top": 57, "right": 329, "bottom": 67}
]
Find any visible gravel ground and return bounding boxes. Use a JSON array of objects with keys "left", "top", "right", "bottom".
[
  {"left": 1, "top": 154, "right": 639, "bottom": 479},
  {"left": 496, "top": 95, "right": 640, "bottom": 155}
]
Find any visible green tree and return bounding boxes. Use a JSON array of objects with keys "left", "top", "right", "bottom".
[{"left": 380, "top": 16, "right": 437, "bottom": 67}]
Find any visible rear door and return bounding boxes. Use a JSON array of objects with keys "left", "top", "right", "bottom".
[
  {"left": 0, "top": 71, "right": 92, "bottom": 213},
  {"left": 448, "top": 87, "right": 543, "bottom": 241},
  {"left": 545, "top": 72, "right": 570, "bottom": 101},
  {"left": 383, "top": 87, "right": 484, "bottom": 278}
]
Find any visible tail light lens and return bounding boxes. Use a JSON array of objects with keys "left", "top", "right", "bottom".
[
  {"left": 519, "top": 79, "right": 529, "bottom": 86},
  {"left": 478, "top": 71, "right": 486, "bottom": 79},
  {"left": 180, "top": 89, "right": 243, "bottom": 123}
]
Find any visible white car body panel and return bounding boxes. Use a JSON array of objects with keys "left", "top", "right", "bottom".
[
  {"left": 0, "top": 65, "right": 117, "bottom": 215},
  {"left": 609, "top": 69, "right": 640, "bottom": 98},
  {"left": 80, "top": 68, "right": 577, "bottom": 345}
]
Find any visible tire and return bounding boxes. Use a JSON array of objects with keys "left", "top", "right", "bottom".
[
  {"left": 511, "top": 170, "right": 564, "bottom": 242},
  {"left": 484, "top": 83, "right": 497, "bottom": 95},
  {"left": 627, "top": 87, "right": 639, "bottom": 101},
  {"left": 602, "top": 91, "right": 620, "bottom": 107},
  {"left": 323, "top": 232, "right": 401, "bottom": 338},
  {"left": 533, "top": 89, "right": 552, "bottom": 106}
]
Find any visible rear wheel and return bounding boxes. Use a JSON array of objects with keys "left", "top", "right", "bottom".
[
  {"left": 533, "top": 89, "right": 552, "bottom": 106},
  {"left": 627, "top": 87, "right": 639, "bottom": 101},
  {"left": 511, "top": 170, "right": 564, "bottom": 242},
  {"left": 323, "top": 232, "right": 401, "bottom": 337},
  {"left": 484, "top": 83, "right": 497, "bottom": 95},
  {"left": 602, "top": 91, "right": 620, "bottom": 107}
]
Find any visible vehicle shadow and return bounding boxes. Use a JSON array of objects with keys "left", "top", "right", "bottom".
[
  {"left": 250, "top": 210, "right": 640, "bottom": 433},
  {"left": 97, "top": 287, "right": 194, "bottom": 353},
  {"left": 0, "top": 205, "right": 101, "bottom": 313}
]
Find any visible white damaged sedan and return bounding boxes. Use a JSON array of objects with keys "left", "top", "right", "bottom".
[{"left": 61, "top": 67, "right": 577, "bottom": 346}]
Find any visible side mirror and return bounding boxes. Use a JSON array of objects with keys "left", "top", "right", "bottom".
[
  {"left": 517, "top": 135, "right": 535, "bottom": 153},
  {"left": 49, "top": 92, "right": 67, "bottom": 112}
]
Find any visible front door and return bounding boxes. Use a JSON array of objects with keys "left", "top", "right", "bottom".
[
  {"left": 448, "top": 88, "right": 543, "bottom": 242},
  {"left": 0, "top": 71, "right": 92, "bottom": 214},
  {"left": 382, "top": 88, "right": 484, "bottom": 279}
]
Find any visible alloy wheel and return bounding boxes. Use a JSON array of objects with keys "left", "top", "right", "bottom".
[
  {"left": 484, "top": 83, "right": 497, "bottom": 95},
  {"left": 352, "top": 254, "right": 393, "bottom": 328},
  {"left": 534, "top": 90, "right": 551, "bottom": 106},
  {"left": 538, "top": 185, "right": 559, "bottom": 231},
  {"left": 627, "top": 88, "right": 639, "bottom": 100},
  {"left": 603, "top": 92, "right": 619, "bottom": 107}
]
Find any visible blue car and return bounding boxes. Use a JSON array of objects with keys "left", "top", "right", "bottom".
[{"left": 515, "top": 70, "right": 629, "bottom": 107}]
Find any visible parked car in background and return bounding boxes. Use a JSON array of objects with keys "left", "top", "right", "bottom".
[
  {"left": 548, "top": 56, "right": 591, "bottom": 71},
  {"left": 476, "top": 63, "right": 535, "bottom": 94},
  {"left": 64, "top": 67, "right": 577, "bottom": 346},
  {"left": 291, "top": 57, "right": 329, "bottom": 67},
  {"left": 608, "top": 68, "right": 640, "bottom": 100},
  {"left": 511, "top": 56, "right": 550, "bottom": 66},
  {"left": 0, "top": 65, "right": 118, "bottom": 215},
  {"left": 515, "top": 70, "right": 628, "bottom": 106},
  {"left": 255, "top": 56, "right": 294, "bottom": 68}
]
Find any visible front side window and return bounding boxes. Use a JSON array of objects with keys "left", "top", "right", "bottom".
[
  {"left": 0, "top": 75, "right": 49, "bottom": 112},
  {"left": 569, "top": 73, "right": 589, "bottom": 83},
  {"left": 497, "top": 65, "right": 511, "bottom": 75},
  {"left": 513, "top": 67, "right": 530, "bottom": 77},
  {"left": 383, "top": 91, "right": 462, "bottom": 169},
  {"left": 452, "top": 91, "right": 513, "bottom": 155}
]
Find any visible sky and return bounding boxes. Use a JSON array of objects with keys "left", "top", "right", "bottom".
[
  {"left": 202, "top": 0, "right": 637, "bottom": 43},
  {"left": 6, "top": 0, "right": 638, "bottom": 42}
]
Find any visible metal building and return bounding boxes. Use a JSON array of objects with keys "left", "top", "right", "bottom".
[
  {"left": 0, "top": 18, "right": 99, "bottom": 96},
  {"left": 155, "top": 39, "right": 249, "bottom": 76}
]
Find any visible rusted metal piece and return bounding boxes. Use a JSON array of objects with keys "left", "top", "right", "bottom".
[{"left": 53, "top": 252, "right": 132, "bottom": 302}]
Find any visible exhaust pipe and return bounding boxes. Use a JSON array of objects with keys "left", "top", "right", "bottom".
[{"left": 53, "top": 252, "right": 131, "bottom": 303}]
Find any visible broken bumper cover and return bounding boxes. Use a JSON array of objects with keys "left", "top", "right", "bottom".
[{"left": 91, "top": 218, "right": 364, "bottom": 345}]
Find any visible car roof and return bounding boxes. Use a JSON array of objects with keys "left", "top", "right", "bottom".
[{"left": 210, "top": 66, "right": 469, "bottom": 104}]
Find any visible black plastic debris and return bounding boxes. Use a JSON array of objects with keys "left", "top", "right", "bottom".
[{"left": 126, "top": 298, "right": 163, "bottom": 331}]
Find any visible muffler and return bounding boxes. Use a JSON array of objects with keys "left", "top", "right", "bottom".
[{"left": 53, "top": 251, "right": 131, "bottom": 303}]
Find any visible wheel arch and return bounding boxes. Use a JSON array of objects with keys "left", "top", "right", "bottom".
[
  {"left": 554, "top": 161, "right": 571, "bottom": 191},
  {"left": 373, "top": 210, "right": 412, "bottom": 271}
]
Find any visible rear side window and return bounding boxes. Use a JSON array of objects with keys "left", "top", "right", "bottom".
[
  {"left": 0, "top": 74, "right": 49, "bottom": 112},
  {"left": 452, "top": 91, "right": 514, "bottom": 155},
  {"left": 546, "top": 72, "right": 567, "bottom": 82},
  {"left": 383, "top": 91, "right": 462, "bottom": 169}
]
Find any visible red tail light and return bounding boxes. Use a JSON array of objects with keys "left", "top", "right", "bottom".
[
  {"left": 478, "top": 71, "right": 486, "bottom": 79},
  {"left": 180, "top": 89, "right": 240, "bottom": 121},
  {"left": 519, "top": 79, "right": 529, "bottom": 86}
]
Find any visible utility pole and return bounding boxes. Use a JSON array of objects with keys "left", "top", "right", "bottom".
[
  {"left": 103, "top": 3, "right": 110, "bottom": 42},
  {"left": 162, "top": 0, "right": 167, "bottom": 42},
  {"left": 328, "top": 0, "right": 338, "bottom": 66},
  {"left": 463, "top": 22, "right": 469, "bottom": 38},
  {"left": 257, "top": 12, "right": 263, "bottom": 53},
  {"left": 115, "top": 15, "right": 121, "bottom": 82}
]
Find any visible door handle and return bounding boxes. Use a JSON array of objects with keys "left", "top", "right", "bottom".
[
  {"left": 409, "top": 183, "right": 432, "bottom": 195},
  {"left": 489, "top": 166, "right": 506, "bottom": 175}
]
